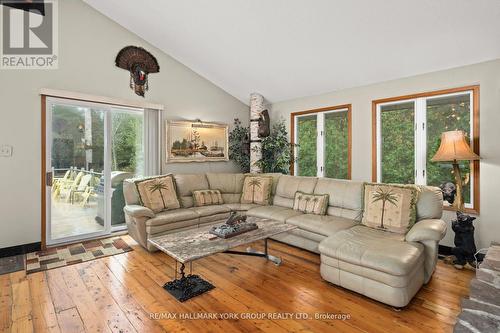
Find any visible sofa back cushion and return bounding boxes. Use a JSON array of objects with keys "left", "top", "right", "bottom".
[
  {"left": 274, "top": 175, "right": 318, "bottom": 208},
  {"left": 206, "top": 173, "right": 245, "bottom": 203},
  {"left": 416, "top": 185, "right": 443, "bottom": 220},
  {"left": 173, "top": 174, "right": 210, "bottom": 208},
  {"left": 123, "top": 179, "right": 140, "bottom": 205},
  {"left": 313, "top": 178, "right": 364, "bottom": 220}
]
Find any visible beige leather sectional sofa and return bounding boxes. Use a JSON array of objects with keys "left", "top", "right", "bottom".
[{"left": 123, "top": 173, "right": 446, "bottom": 307}]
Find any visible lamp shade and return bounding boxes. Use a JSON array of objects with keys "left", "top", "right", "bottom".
[{"left": 431, "top": 130, "right": 479, "bottom": 162}]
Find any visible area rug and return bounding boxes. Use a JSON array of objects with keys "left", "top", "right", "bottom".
[
  {"left": 26, "top": 237, "right": 133, "bottom": 274},
  {"left": 0, "top": 255, "right": 25, "bottom": 276}
]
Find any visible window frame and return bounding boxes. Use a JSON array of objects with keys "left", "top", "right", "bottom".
[
  {"left": 372, "top": 85, "right": 480, "bottom": 214},
  {"left": 290, "top": 104, "right": 352, "bottom": 179}
]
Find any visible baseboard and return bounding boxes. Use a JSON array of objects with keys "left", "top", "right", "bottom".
[
  {"left": 438, "top": 244, "right": 485, "bottom": 262},
  {"left": 0, "top": 242, "right": 41, "bottom": 258}
]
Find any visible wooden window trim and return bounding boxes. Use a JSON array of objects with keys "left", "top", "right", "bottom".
[
  {"left": 371, "top": 85, "right": 480, "bottom": 214},
  {"left": 41, "top": 95, "right": 47, "bottom": 249},
  {"left": 290, "top": 104, "right": 352, "bottom": 179}
]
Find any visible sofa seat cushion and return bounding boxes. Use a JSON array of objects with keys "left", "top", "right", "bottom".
[
  {"left": 190, "top": 205, "right": 231, "bottom": 217},
  {"left": 286, "top": 214, "right": 358, "bottom": 237},
  {"left": 146, "top": 208, "right": 199, "bottom": 227},
  {"left": 320, "top": 254, "right": 423, "bottom": 288},
  {"left": 246, "top": 205, "right": 303, "bottom": 222},
  {"left": 224, "top": 203, "right": 260, "bottom": 211},
  {"left": 319, "top": 225, "right": 424, "bottom": 276}
]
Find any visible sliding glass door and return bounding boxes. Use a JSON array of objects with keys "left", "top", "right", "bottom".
[
  {"left": 45, "top": 98, "right": 146, "bottom": 245},
  {"left": 109, "top": 107, "right": 144, "bottom": 230}
]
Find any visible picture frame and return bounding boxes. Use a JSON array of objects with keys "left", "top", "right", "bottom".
[{"left": 166, "top": 120, "right": 229, "bottom": 163}]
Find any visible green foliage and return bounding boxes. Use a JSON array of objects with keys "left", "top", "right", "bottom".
[
  {"left": 325, "top": 111, "right": 349, "bottom": 179},
  {"left": 380, "top": 94, "right": 471, "bottom": 203},
  {"left": 426, "top": 95, "right": 471, "bottom": 202},
  {"left": 111, "top": 111, "right": 143, "bottom": 173},
  {"left": 256, "top": 119, "right": 295, "bottom": 174},
  {"left": 296, "top": 116, "right": 317, "bottom": 176},
  {"left": 296, "top": 111, "right": 349, "bottom": 179},
  {"left": 380, "top": 103, "right": 415, "bottom": 184},
  {"left": 228, "top": 118, "right": 250, "bottom": 173},
  {"left": 51, "top": 105, "right": 143, "bottom": 175}
]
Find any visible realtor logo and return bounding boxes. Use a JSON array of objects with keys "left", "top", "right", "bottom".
[{"left": 1, "top": 0, "right": 58, "bottom": 69}]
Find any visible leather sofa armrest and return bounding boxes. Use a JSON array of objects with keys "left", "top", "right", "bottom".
[
  {"left": 406, "top": 219, "right": 447, "bottom": 242},
  {"left": 124, "top": 205, "right": 155, "bottom": 218}
]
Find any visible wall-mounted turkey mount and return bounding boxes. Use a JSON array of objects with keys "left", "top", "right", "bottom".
[
  {"left": 115, "top": 46, "right": 160, "bottom": 97},
  {"left": 0, "top": 0, "right": 45, "bottom": 15}
]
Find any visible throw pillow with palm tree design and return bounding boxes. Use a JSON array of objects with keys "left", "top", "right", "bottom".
[
  {"left": 361, "top": 183, "right": 418, "bottom": 234},
  {"left": 241, "top": 176, "right": 273, "bottom": 205},
  {"left": 134, "top": 175, "right": 181, "bottom": 213},
  {"left": 293, "top": 191, "right": 329, "bottom": 215}
]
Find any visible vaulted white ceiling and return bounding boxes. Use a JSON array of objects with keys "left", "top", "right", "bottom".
[{"left": 84, "top": 0, "right": 500, "bottom": 103}]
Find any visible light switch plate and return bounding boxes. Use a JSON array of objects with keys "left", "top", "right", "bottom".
[{"left": 0, "top": 145, "right": 13, "bottom": 157}]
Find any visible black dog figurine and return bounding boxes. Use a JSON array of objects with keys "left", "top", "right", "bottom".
[
  {"left": 439, "top": 182, "right": 457, "bottom": 205},
  {"left": 450, "top": 212, "right": 477, "bottom": 270}
]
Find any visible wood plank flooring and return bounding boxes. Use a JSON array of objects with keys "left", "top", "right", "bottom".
[{"left": 0, "top": 236, "right": 474, "bottom": 333}]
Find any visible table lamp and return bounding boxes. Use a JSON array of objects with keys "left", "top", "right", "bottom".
[{"left": 431, "top": 130, "right": 479, "bottom": 212}]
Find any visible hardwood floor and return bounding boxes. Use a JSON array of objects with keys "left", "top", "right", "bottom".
[{"left": 0, "top": 236, "right": 474, "bottom": 333}]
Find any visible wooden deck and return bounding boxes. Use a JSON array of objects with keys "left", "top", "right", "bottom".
[
  {"left": 0, "top": 236, "right": 474, "bottom": 333},
  {"left": 51, "top": 201, "right": 104, "bottom": 240}
]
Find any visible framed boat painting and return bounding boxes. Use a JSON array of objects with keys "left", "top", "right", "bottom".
[{"left": 166, "top": 120, "right": 229, "bottom": 163}]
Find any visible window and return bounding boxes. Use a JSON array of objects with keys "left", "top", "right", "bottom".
[
  {"left": 292, "top": 105, "right": 351, "bottom": 179},
  {"left": 373, "top": 86, "right": 479, "bottom": 212}
]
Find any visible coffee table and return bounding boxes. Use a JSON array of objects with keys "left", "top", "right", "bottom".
[{"left": 148, "top": 217, "right": 297, "bottom": 302}]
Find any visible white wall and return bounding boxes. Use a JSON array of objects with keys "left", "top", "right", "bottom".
[
  {"left": 271, "top": 59, "right": 500, "bottom": 249},
  {"left": 0, "top": 0, "right": 248, "bottom": 248}
]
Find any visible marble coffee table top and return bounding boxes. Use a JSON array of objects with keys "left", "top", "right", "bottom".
[{"left": 148, "top": 217, "right": 297, "bottom": 263}]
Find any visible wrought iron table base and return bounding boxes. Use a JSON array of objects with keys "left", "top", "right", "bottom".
[
  {"left": 224, "top": 238, "right": 282, "bottom": 265},
  {"left": 164, "top": 239, "right": 280, "bottom": 302},
  {"left": 163, "top": 262, "right": 214, "bottom": 302}
]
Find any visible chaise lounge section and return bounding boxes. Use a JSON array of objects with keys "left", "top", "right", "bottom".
[{"left": 123, "top": 172, "right": 446, "bottom": 307}]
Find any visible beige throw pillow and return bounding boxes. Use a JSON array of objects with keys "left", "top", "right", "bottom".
[
  {"left": 135, "top": 175, "right": 180, "bottom": 213},
  {"left": 293, "top": 191, "right": 329, "bottom": 215},
  {"left": 240, "top": 176, "right": 272, "bottom": 205},
  {"left": 362, "top": 183, "right": 418, "bottom": 234},
  {"left": 193, "top": 189, "right": 224, "bottom": 206}
]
